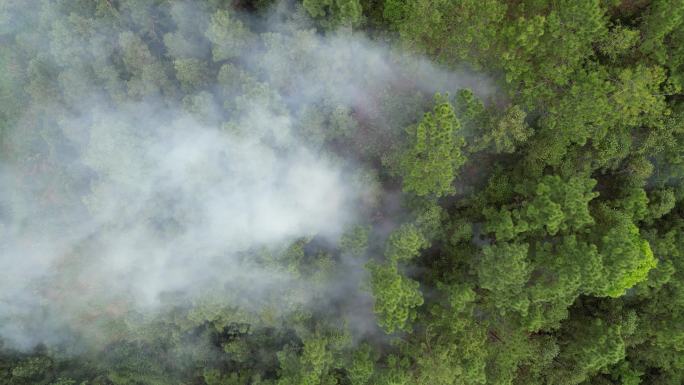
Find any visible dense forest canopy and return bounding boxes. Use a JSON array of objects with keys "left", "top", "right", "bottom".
[{"left": 1, "top": 0, "right": 684, "bottom": 384}]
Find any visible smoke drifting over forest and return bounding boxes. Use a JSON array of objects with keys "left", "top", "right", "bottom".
[
  {"left": 3, "top": 0, "right": 683, "bottom": 383},
  {"left": 0, "top": 1, "right": 488, "bottom": 350}
]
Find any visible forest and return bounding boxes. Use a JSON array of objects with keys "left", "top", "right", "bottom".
[{"left": 1, "top": 0, "right": 684, "bottom": 384}]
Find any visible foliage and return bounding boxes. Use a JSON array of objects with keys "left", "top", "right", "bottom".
[
  {"left": 397, "top": 94, "right": 466, "bottom": 197},
  {"left": 1, "top": 0, "right": 684, "bottom": 384}
]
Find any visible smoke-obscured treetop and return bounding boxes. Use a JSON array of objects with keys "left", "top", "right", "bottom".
[{"left": 1, "top": 0, "right": 683, "bottom": 384}]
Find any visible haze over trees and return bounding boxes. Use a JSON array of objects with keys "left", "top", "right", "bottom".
[{"left": 1, "top": 0, "right": 684, "bottom": 384}]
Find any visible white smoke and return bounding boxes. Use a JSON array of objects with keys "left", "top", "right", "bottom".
[{"left": 0, "top": 0, "right": 492, "bottom": 350}]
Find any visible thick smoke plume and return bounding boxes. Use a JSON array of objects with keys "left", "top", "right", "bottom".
[
  {"left": 1, "top": 104, "right": 355, "bottom": 348},
  {"left": 0, "top": 1, "right": 490, "bottom": 350}
]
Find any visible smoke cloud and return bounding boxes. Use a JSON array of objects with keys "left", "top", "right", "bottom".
[{"left": 0, "top": 1, "right": 491, "bottom": 351}]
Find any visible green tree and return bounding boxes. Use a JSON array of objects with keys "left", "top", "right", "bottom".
[
  {"left": 592, "top": 214, "right": 657, "bottom": 298},
  {"left": 478, "top": 242, "right": 531, "bottom": 315},
  {"left": 367, "top": 262, "right": 423, "bottom": 333},
  {"left": 302, "top": 0, "right": 363, "bottom": 28},
  {"left": 205, "top": 9, "right": 251, "bottom": 62},
  {"left": 397, "top": 94, "right": 466, "bottom": 197}
]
